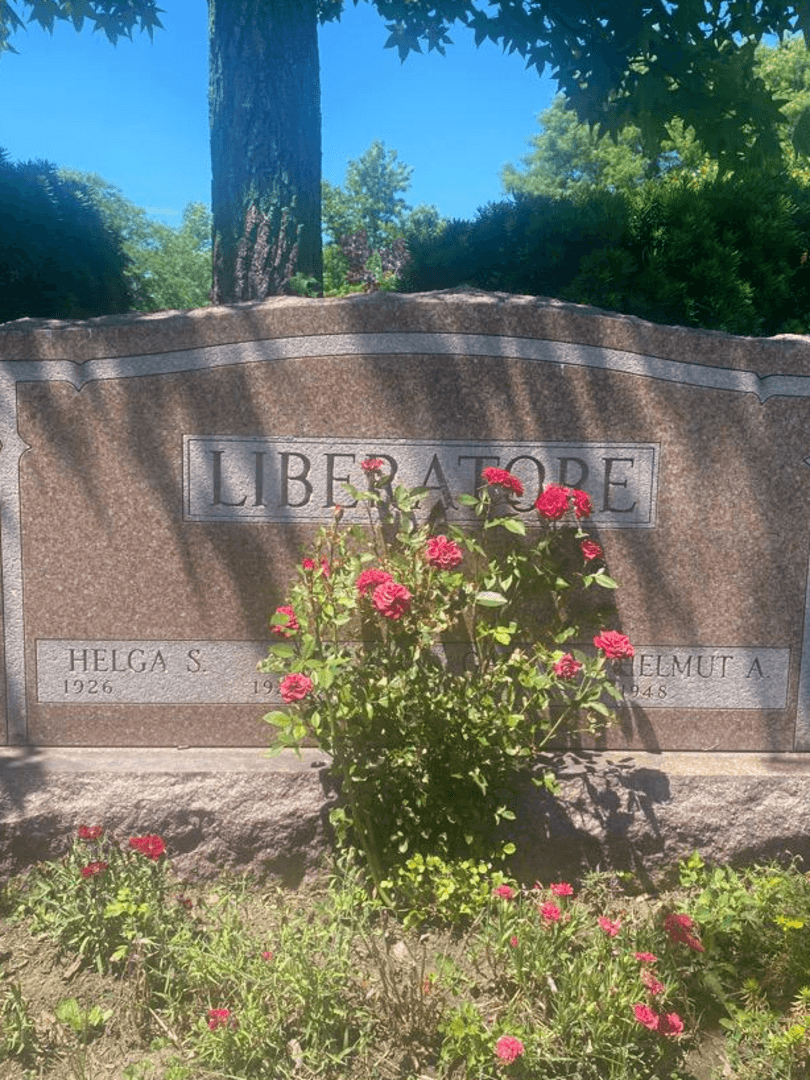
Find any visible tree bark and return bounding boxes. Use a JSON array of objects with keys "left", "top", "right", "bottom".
[{"left": 208, "top": 0, "right": 322, "bottom": 302}]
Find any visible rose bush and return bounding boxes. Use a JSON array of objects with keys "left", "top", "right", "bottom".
[{"left": 261, "top": 466, "right": 630, "bottom": 897}]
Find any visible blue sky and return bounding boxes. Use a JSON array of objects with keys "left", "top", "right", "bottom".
[{"left": 0, "top": 0, "right": 558, "bottom": 228}]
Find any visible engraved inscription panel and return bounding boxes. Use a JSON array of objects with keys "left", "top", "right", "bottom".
[
  {"left": 184, "top": 438, "right": 659, "bottom": 527},
  {"left": 37, "top": 641, "right": 273, "bottom": 705},
  {"left": 617, "top": 647, "right": 790, "bottom": 709}
]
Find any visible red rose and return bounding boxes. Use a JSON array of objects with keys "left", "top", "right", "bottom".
[
  {"left": 593, "top": 630, "right": 635, "bottom": 659},
  {"left": 270, "top": 605, "right": 298, "bottom": 637},
  {"left": 279, "top": 673, "right": 313, "bottom": 703},
  {"left": 78, "top": 825, "right": 103, "bottom": 841},
  {"left": 426, "top": 535, "right": 463, "bottom": 570},
  {"left": 581, "top": 539, "right": 603, "bottom": 561},
  {"left": 129, "top": 835, "right": 166, "bottom": 860},
  {"left": 356, "top": 568, "right": 392, "bottom": 597},
  {"left": 571, "top": 488, "right": 592, "bottom": 518},
  {"left": 481, "top": 466, "right": 524, "bottom": 497},
  {"left": 553, "top": 653, "right": 582, "bottom": 679},
  {"left": 535, "top": 484, "right": 571, "bottom": 520},
  {"left": 80, "top": 861, "right": 108, "bottom": 878},
  {"left": 372, "top": 580, "right": 412, "bottom": 620}
]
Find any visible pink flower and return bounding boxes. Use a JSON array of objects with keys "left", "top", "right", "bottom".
[
  {"left": 261, "top": 950, "right": 273, "bottom": 961},
  {"left": 80, "top": 861, "right": 108, "bottom": 878},
  {"left": 598, "top": 916, "right": 621, "bottom": 937},
  {"left": 495, "top": 1035, "right": 525, "bottom": 1063},
  {"left": 482, "top": 467, "right": 524, "bottom": 497},
  {"left": 129, "top": 835, "right": 166, "bottom": 860},
  {"left": 372, "top": 580, "right": 412, "bottom": 620},
  {"left": 360, "top": 457, "right": 386, "bottom": 473},
  {"left": 78, "top": 825, "right": 103, "bottom": 841},
  {"left": 641, "top": 970, "right": 666, "bottom": 996},
  {"left": 553, "top": 653, "right": 582, "bottom": 679},
  {"left": 593, "top": 630, "right": 635, "bottom": 660},
  {"left": 207, "top": 1008, "right": 232, "bottom": 1031},
  {"left": 270, "top": 605, "right": 299, "bottom": 637},
  {"left": 302, "top": 557, "right": 329, "bottom": 577},
  {"left": 356, "top": 568, "right": 393, "bottom": 597},
  {"left": 581, "top": 539, "right": 604, "bottom": 561},
  {"left": 426, "top": 534, "right": 463, "bottom": 570},
  {"left": 535, "top": 484, "right": 571, "bottom": 520},
  {"left": 571, "top": 488, "right": 592, "bottom": 518},
  {"left": 510, "top": 935, "right": 519, "bottom": 948},
  {"left": 279, "top": 673, "right": 313, "bottom": 703},
  {"left": 634, "top": 1003, "right": 659, "bottom": 1031},
  {"left": 493, "top": 884, "right": 515, "bottom": 901},
  {"left": 664, "top": 912, "right": 705, "bottom": 952},
  {"left": 634, "top": 952, "right": 659, "bottom": 964},
  {"left": 658, "top": 1012, "right": 684, "bottom": 1037},
  {"left": 540, "top": 901, "right": 561, "bottom": 924},
  {"left": 550, "top": 882, "right": 574, "bottom": 897}
]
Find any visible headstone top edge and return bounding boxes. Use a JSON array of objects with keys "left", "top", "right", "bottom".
[{"left": 1, "top": 290, "right": 809, "bottom": 366}]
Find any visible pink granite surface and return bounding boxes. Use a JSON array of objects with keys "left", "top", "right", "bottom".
[{"left": 3, "top": 290, "right": 810, "bottom": 750}]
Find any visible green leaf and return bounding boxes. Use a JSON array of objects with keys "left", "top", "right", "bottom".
[
  {"left": 475, "top": 591, "right": 508, "bottom": 607},
  {"left": 262, "top": 710, "right": 290, "bottom": 727},
  {"left": 457, "top": 493, "right": 478, "bottom": 506},
  {"left": 594, "top": 573, "right": 619, "bottom": 589},
  {"left": 501, "top": 516, "right": 526, "bottom": 535}
]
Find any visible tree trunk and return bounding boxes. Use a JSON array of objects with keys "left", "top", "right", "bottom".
[{"left": 208, "top": 0, "right": 322, "bottom": 302}]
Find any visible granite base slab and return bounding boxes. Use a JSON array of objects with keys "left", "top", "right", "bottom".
[{"left": 1, "top": 747, "right": 809, "bottom": 887}]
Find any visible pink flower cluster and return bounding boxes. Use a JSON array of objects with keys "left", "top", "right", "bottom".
[
  {"left": 302, "top": 557, "right": 330, "bottom": 577},
  {"left": 664, "top": 912, "right": 705, "bottom": 952},
  {"left": 495, "top": 1035, "right": 525, "bottom": 1063},
  {"left": 426, "top": 534, "right": 463, "bottom": 570},
  {"left": 207, "top": 1007, "right": 237, "bottom": 1031},
  {"left": 535, "top": 483, "right": 592, "bottom": 521},
  {"left": 129, "top": 835, "right": 166, "bottom": 860},
  {"left": 493, "top": 884, "right": 515, "bottom": 901},
  {"left": 81, "top": 860, "right": 108, "bottom": 878},
  {"left": 360, "top": 457, "right": 386, "bottom": 473},
  {"left": 598, "top": 916, "right": 622, "bottom": 937},
  {"left": 482, "top": 467, "right": 524, "bottom": 497},
  {"left": 633, "top": 1004, "right": 684, "bottom": 1037},
  {"left": 78, "top": 825, "right": 103, "bottom": 841}
]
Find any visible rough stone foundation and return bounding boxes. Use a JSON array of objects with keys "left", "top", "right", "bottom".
[{"left": 2, "top": 748, "right": 808, "bottom": 887}]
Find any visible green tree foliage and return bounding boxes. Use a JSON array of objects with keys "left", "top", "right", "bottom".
[
  {"left": 322, "top": 139, "right": 444, "bottom": 249},
  {"left": 5, "top": 2, "right": 810, "bottom": 300},
  {"left": 502, "top": 97, "right": 708, "bottom": 199},
  {"left": 503, "top": 37, "right": 810, "bottom": 201},
  {"left": 58, "top": 171, "right": 212, "bottom": 311},
  {"left": 404, "top": 173, "right": 810, "bottom": 336},
  {"left": 321, "top": 140, "right": 445, "bottom": 293},
  {"left": 0, "top": 149, "right": 133, "bottom": 322}
]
